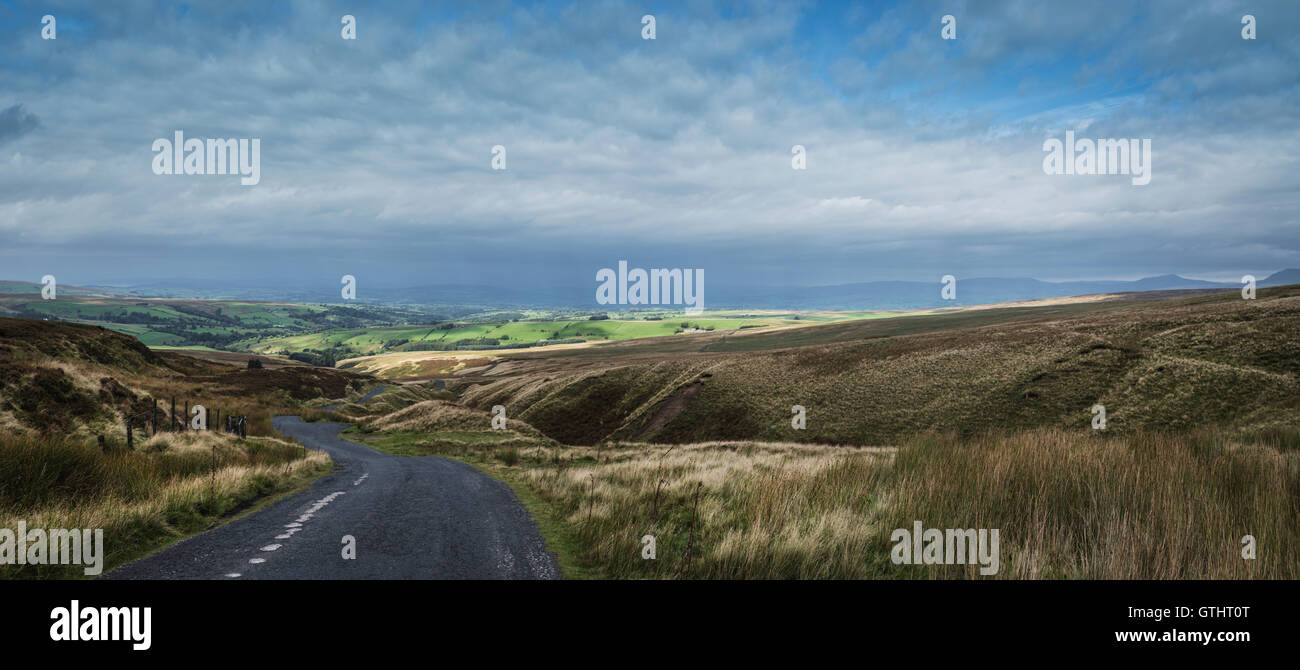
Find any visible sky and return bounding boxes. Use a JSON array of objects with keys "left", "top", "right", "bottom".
[{"left": 0, "top": 0, "right": 1297, "bottom": 294}]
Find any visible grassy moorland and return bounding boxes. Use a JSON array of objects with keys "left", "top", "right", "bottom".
[
  {"left": 0, "top": 317, "right": 372, "bottom": 578},
  {"left": 340, "top": 403, "right": 1298, "bottom": 580},
  {"left": 5, "top": 284, "right": 1297, "bottom": 580},
  {"left": 456, "top": 287, "right": 1300, "bottom": 445},
  {"left": 334, "top": 287, "right": 1300, "bottom": 579},
  {"left": 0, "top": 431, "right": 330, "bottom": 579}
]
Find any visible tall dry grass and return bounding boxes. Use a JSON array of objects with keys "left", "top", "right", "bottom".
[
  {"left": 496, "top": 428, "right": 1298, "bottom": 579},
  {"left": 884, "top": 428, "right": 1298, "bottom": 579},
  {"left": 0, "top": 431, "right": 329, "bottom": 579}
]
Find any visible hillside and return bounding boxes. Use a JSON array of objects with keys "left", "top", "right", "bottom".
[
  {"left": 0, "top": 316, "right": 382, "bottom": 578},
  {"left": 0, "top": 317, "right": 371, "bottom": 438},
  {"left": 333, "top": 287, "right": 1300, "bottom": 580},
  {"left": 0, "top": 318, "right": 179, "bottom": 434},
  {"left": 452, "top": 286, "right": 1300, "bottom": 445},
  {"left": 0, "top": 285, "right": 446, "bottom": 350},
  {"left": 255, "top": 313, "right": 879, "bottom": 360}
]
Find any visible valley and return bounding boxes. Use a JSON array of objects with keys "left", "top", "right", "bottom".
[{"left": 5, "top": 281, "right": 1293, "bottom": 579}]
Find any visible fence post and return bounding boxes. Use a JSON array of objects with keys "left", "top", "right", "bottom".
[
  {"left": 170, "top": 396, "right": 176, "bottom": 432},
  {"left": 97, "top": 435, "right": 106, "bottom": 453},
  {"left": 184, "top": 400, "right": 190, "bottom": 430},
  {"left": 126, "top": 419, "right": 133, "bottom": 451},
  {"left": 151, "top": 398, "right": 158, "bottom": 436}
]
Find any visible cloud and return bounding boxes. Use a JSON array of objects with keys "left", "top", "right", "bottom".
[
  {"left": 0, "top": 104, "right": 40, "bottom": 146},
  {"left": 0, "top": 0, "right": 1297, "bottom": 289}
]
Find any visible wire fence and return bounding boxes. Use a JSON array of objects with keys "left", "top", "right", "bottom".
[{"left": 111, "top": 395, "right": 247, "bottom": 451}]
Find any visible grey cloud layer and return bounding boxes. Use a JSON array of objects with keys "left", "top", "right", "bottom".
[
  {"left": 0, "top": 105, "right": 40, "bottom": 145},
  {"left": 1, "top": 0, "right": 1297, "bottom": 287}
]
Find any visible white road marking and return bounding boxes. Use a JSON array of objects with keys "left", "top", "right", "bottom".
[
  {"left": 233, "top": 490, "right": 349, "bottom": 576},
  {"left": 246, "top": 491, "right": 352, "bottom": 567},
  {"left": 293, "top": 490, "right": 346, "bottom": 523}
]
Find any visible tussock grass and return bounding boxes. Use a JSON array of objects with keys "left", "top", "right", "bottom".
[
  {"left": 885, "top": 428, "right": 1298, "bottom": 579},
  {"left": 299, "top": 407, "right": 353, "bottom": 423},
  {"left": 347, "top": 429, "right": 550, "bottom": 457},
  {"left": 0, "top": 318, "right": 355, "bottom": 578},
  {"left": 370, "top": 399, "right": 544, "bottom": 437},
  {"left": 0, "top": 431, "right": 329, "bottom": 579},
  {"left": 449, "top": 428, "right": 1297, "bottom": 579}
]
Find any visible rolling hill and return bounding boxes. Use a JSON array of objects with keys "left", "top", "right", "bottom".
[
  {"left": 451, "top": 285, "right": 1300, "bottom": 445},
  {"left": 325, "top": 285, "right": 1300, "bottom": 580}
]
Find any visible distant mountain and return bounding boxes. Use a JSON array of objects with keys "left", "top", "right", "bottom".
[
  {"left": 1260, "top": 269, "right": 1300, "bottom": 287},
  {"left": 1128, "top": 274, "right": 1228, "bottom": 290},
  {"left": 751, "top": 269, "right": 1300, "bottom": 310},
  {"left": 9, "top": 269, "right": 1296, "bottom": 311},
  {"left": 708, "top": 272, "right": 1290, "bottom": 310},
  {"left": 0, "top": 280, "right": 126, "bottom": 298}
]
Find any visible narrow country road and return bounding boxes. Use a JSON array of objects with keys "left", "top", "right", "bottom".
[
  {"left": 105, "top": 417, "right": 560, "bottom": 580},
  {"left": 323, "top": 384, "right": 389, "bottom": 411}
]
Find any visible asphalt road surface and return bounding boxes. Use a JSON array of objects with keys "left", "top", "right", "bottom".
[
  {"left": 323, "top": 384, "right": 389, "bottom": 411},
  {"left": 105, "top": 417, "right": 559, "bottom": 580}
]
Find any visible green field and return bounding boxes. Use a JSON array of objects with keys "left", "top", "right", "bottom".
[
  {"left": 0, "top": 291, "right": 444, "bottom": 352},
  {"left": 245, "top": 314, "right": 900, "bottom": 357},
  {"left": 0, "top": 284, "right": 932, "bottom": 362}
]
